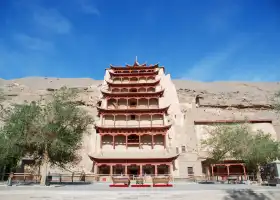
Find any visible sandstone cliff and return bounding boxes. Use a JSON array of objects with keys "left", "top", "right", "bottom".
[{"left": 0, "top": 77, "right": 279, "bottom": 122}]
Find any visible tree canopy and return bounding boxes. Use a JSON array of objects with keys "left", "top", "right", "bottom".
[
  {"left": 202, "top": 123, "right": 280, "bottom": 179},
  {"left": 0, "top": 87, "right": 94, "bottom": 183},
  {"left": 201, "top": 124, "right": 251, "bottom": 162}
]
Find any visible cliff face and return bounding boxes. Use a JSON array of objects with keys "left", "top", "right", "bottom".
[
  {"left": 1, "top": 77, "right": 279, "bottom": 121},
  {"left": 173, "top": 80, "right": 280, "bottom": 108}
]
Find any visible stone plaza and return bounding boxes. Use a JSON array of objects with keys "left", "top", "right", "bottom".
[{"left": 1, "top": 183, "right": 280, "bottom": 200}]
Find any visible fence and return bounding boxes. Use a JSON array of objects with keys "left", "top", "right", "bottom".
[
  {"left": 2, "top": 173, "right": 97, "bottom": 185},
  {"left": 1, "top": 172, "right": 261, "bottom": 185}
]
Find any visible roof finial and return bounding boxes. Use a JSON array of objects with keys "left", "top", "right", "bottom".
[{"left": 134, "top": 56, "right": 139, "bottom": 66}]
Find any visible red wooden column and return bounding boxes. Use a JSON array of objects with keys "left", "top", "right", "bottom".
[
  {"left": 126, "top": 135, "right": 128, "bottom": 149},
  {"left": 152, "top": 134, "right": 154, "bottom": 149},
  {"left": 110, "top": 165, "right": 113, "bottom": 176},
  {"left": 226, "top": 164, "right": 230, "bottom": 176},
  {"left": 113, "top": 135, "right": 115, "bottom": 149},
  {"left": 163, "top": 134, "right": 166, "bottom": 149},
  {"left": 138, "top": 114, "right": 140, "bottom": 127},
  {"left": 206, "top": 167, "right": 210, "bottom": 179},
  {"left": 139, "top": 135, "right": 141, "bottom": 149},
  {"left": 154, "top": 164, "right": 158, "bottom": 176},
  {"left": 168, "top": 163, "right": 172, "bottom": 174},
  {"left": 211, "top": 164, "right": 214, "bottom": 177},
  {"left": 125, "top": 164, "right": 128, "bottom": 175},
  {"left": 100, "top": 135, "right": 103, "bottom": 149},
  {"left": 150, "top": 115, "right": 152, "bottom": 127},
  {"left": 140, "top": 164, "right": 143, "bottom": 176},
  {"left": 113, "top": 115, "right": 116, "bottom": 127},
  {"left": 242, "top": 164, "right": 247, "bottom": 180}
]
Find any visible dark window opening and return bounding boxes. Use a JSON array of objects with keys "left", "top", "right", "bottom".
[
  {"left": 130, "top": 88, "right": 137, "bottom": 92},
  {"left": 131, "top": 115, "right": 136, "bottom": 120},
  {"left": 188, "top": 167, "right": 194, "bottom": 175},
  {"left": 128, "top": 135, "right": 139, "bottom": 143},
  {"left": 130, "top": 101, "right": 137, "bottom": 107},
  {"left": 181, "top": 146, "right": 186, "bottom": 153}
]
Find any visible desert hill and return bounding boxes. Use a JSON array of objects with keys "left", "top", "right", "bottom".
[{"left": 1, "top": 77, "right": 279, "bottom": 108}]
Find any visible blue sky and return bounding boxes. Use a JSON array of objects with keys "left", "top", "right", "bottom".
[{"left": 0, "top": 0, "right": 280, "bottom": 81}]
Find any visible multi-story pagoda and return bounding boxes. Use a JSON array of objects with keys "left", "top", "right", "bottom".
[{"left": 90, "top": 59, "right": 179, "bottom": 179}]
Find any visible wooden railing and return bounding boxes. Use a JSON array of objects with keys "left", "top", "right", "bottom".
[
  {"left": 4, "top": 173, "right": 98, "bottom": 184},
  {"left": 3, "top": 173, "right": 232, "bottom": 184}
]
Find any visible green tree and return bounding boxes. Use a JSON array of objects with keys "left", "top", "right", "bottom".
[
  {"left": 234, "top": 131, "right": 280, "bottom": 182},
  {"left": 201, "top": 124, "right": 250, "bottom": 162},
  {"left": 0, "top": 87, "right": 94, "bottom": 185},
  {"left": 202, "top": 124, "right": 280, "bottom": 182}
]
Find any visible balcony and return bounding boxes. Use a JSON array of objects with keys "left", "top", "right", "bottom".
[
  {"left": 99, "top": 114, "right": 165, "bottom": 127},
  {"left": 108, "top": 76, "right": 160, "bottom": 84},
  {"left": 109, "top": 70, "right": 158, "bottom": 77},
  {"left": 107, "top": 98, "right": 158, "bottom": 109},
  {"left": 97, "top": 106, "right": 170, "bottom": 116},
  {"left": 95, "top": 116, "right": 172, "bottom": 133}
]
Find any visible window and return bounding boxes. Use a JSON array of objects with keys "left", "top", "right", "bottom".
[
  {"left": 130, "top": 101, "right": 137, "bottom": 106},
  {"left": 176, "top": 147, "right": 179, "bottom": 154},
  {"left": 127, "top": 135, "right": 139, "bottom": 143},
  {"left": 130, "top": 115, "right": 136, "bottom": 120},
  {"left": 181, "top": 146, "right": 186, "bottom": 153},
  {"left": 187, "top": 167, "right": 194, "bottom": 175},
  {"left": 130, "top": 88, "right": 137, "bottom": 92}
]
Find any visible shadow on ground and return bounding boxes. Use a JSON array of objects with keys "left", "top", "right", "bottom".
[{"left": 224, "top": 189, "right": 274, "bottom": 200}]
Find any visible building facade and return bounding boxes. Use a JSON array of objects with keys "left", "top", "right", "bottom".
[{"left": 90, "top": 60, "right": 180, "bottom": 179}]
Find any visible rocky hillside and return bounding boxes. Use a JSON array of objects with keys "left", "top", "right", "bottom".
[
  {"left": 173, "top": 80, "right": 280, "bottom": 109},
  {"left": 0, "top": 77, "right": 279, "bottom": 109}
]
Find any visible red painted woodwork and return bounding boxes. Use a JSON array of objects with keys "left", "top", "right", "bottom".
[
  {"left": 210, "top": 162, "right": 247, "bottom": 178},
  {"left": 109, "top": 71, "right": 158, "bottom": 77},
  {"left": 95, "top": 62, "right": 173, "bottom": 171},
  {"left": 110, "top": 63, "right": 158, "bottom": 69},
  {"left": 101, "top": 89, "right": 164, "bottom": 98},
  {"left": 95, "top": 124, "right": 172, "bottom": 133},
  {"left": 90, "top": 157, "right": 178, "bottom": 163},
  {"left": 106, "top": 80, "right": 160, "bottom": 87},
  {"left": 97, "top": 106, "right": 169, "bottom": 115}
]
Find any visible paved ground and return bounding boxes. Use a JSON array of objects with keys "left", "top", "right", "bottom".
[{"left": 1, "top": 183, "right": 280, "bottom": 200}]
